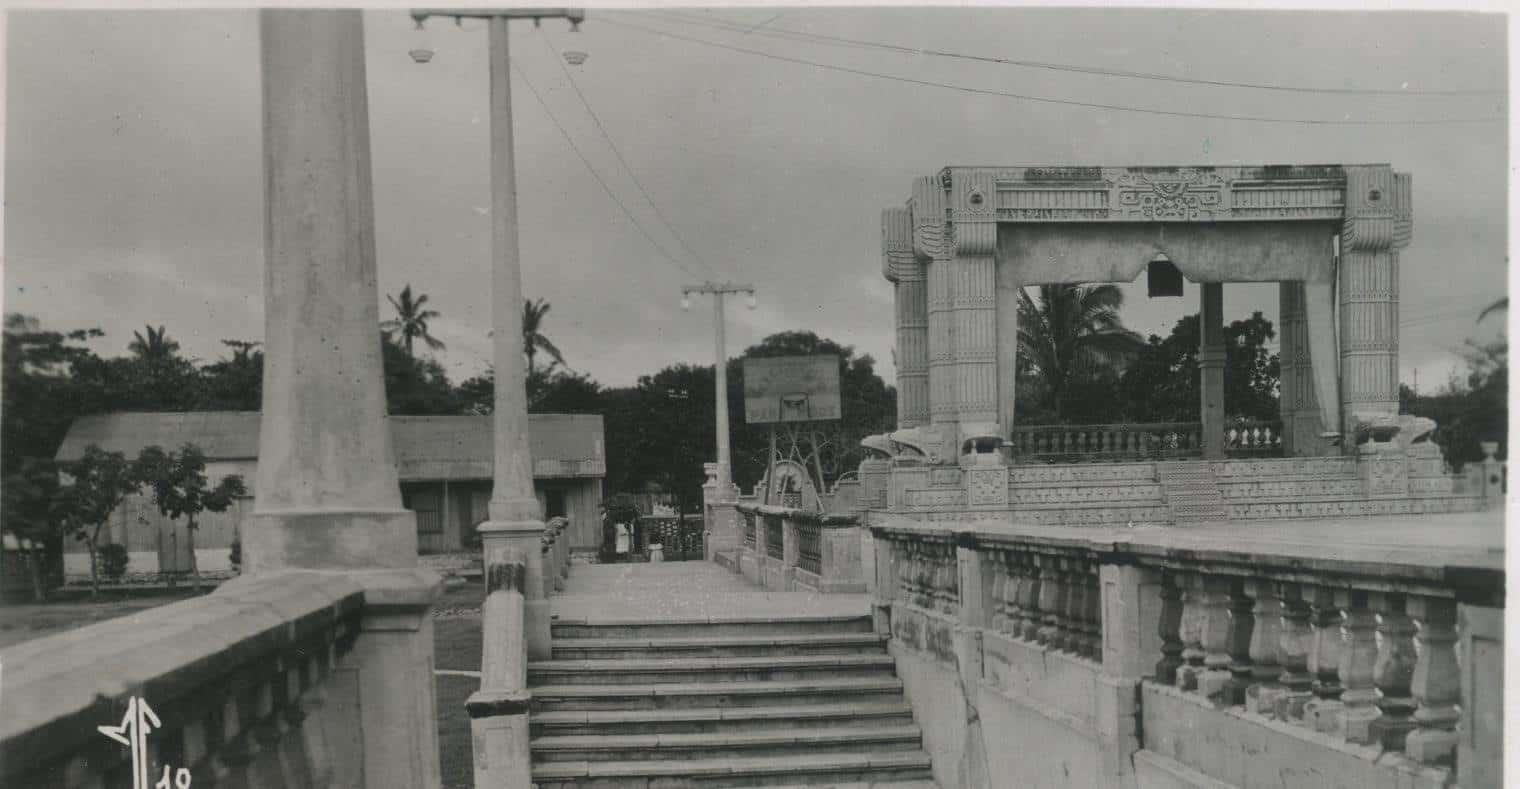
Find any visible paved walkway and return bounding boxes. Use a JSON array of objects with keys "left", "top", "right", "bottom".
[{"left": 550, "top": 560, "right": 870, "bottom": 624}]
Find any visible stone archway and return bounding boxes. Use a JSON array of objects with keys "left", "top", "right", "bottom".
[{"left": 882, "top": 165, "right": 1411, "bottom": 464}]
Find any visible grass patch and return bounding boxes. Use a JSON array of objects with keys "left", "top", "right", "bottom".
[
  {"left": 0, "top": 591, "right": 203, "bottom": 650},
  {"left": 433, "top": 578, "right": 485, "bottom": 789}
]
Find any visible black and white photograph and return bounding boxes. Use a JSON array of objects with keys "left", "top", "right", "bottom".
[{"left": 0, "top": 2, "right": 1510, "bottom": 788}]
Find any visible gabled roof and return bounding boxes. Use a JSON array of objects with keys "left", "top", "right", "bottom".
[{"left": 54, "top": 411, "right": 606, "bottom": 481}]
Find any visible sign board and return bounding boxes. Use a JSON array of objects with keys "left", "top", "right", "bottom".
[{"left": 743, "top": 355, "right": 842, "bottom": 424}]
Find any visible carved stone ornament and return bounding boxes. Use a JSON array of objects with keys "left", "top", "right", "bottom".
[
  {"left": 967, "top": 467, "right": 1010, "bottom": 507},
  {"left": 1112, "top": 169, "right": 1229, "bottom": 221}
]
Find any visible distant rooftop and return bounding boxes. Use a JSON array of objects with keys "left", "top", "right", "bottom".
[{"left": 55, "top": 411, "right": 605, "bottom": 481}]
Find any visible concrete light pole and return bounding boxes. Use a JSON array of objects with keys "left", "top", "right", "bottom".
[
  {"left": 682, "top": 282, "right": 757, "bottom": 490},
  {"left": 409, "top": 10, "right": 581, "bottom": 786}
]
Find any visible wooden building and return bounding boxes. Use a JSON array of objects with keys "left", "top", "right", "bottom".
[{"left": 53, "top": 411, "right": 605, "bottom": 577}]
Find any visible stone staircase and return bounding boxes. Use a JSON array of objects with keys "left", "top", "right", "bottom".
[
  {"left": 528, "top": 613, "right": 937, "bottom": 788},
  {"left": 1157, "top": 461, "right": 1228, "bottom": 523}
]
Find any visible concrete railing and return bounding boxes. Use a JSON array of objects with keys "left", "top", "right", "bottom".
[
  {"left": 541, "top": 515, "right": 571, "bottom": 596},
  {"left": 734, "top": 503, "right": 866, "bottom": 593},
  {"left": 0, "top": 568, "right": 441, "bottom": 788},
  {"left": 870, "top": 521, "right": 1504, "bottom": 789}
]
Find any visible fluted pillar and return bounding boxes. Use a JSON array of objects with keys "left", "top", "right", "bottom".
[
  {"left": 1278, "top": 282, "right": 1328, "bottom": 455},
  {"left": 912, "top": 175, "right": 956, "bottom": 461},
  {"left": 947, "top": 170, "right": 1001, "bottom": 448},
  {"left": 1338, "top": 166, "right": 1411, "bottom": 438},
  {"left": 884, "top": 207, "right": 928, "bottom": 429}
]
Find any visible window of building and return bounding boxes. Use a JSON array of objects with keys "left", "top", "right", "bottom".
[{"left": 545, "top": 488, "right": 567, "bottom": 520}]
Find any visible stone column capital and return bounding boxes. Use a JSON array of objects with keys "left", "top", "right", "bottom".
[{"left": 1341, "top": 166, "right": 1412, "bottom": 252}]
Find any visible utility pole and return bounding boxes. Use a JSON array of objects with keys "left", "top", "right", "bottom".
[{"left": 682, "top": 282, "right": 756, "bottom": 490}]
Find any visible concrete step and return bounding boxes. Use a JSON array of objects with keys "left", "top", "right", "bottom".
[
  {"left": 528, "top": 654, "right": 898, "bottom": 685},
  {"left": 531, "top": 751, "right": 934, "bottom": 789},
  {"left": 532, "top": 724, "right": 923, "bottom": 762},
  {"left": 531, "top": 701, "right": 917, "bottom": 737},
  {"left": 552, "top": 614, "right": 875, "bottom": 639},
  {"left": 551, "top": 632, "right": 889, "bottom": 660},
  {"left": 530, "top": 677, "right": 906, "bottom": 711}
]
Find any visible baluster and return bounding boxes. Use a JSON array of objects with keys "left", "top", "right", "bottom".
[
  {"left": 1336, "top": 589, "right": 1381, "bottom": 744},
  {"left": 1244, "top": 579, "right": 1282, "bottom": 715},
  {"left": 1225, "top": 578, "right": 1254, "bottom": 706},
  {"left": 1055, "top": 559, "right": 1078, "bottom": 652},
  {"left": 1304, "top": 586, "right": 1345, "bottom": 732},
  {"left": 1019, "top": 553, "right": 1043, "bottom": 642},
  {"left": 1176, "top": 574, "right": 1205, "bottom": 691},
  {"left": 1036, "top": 554, "right": 1065, "bottom": 647},
  {"left": 1198, "top": 575, "right": 1234, "bottom": 701},
  {"left": 1085, "top": 560, "right": 1102, "bottom": 658},
  {"left": 1405, "top": 596, "right": 1460, "bottom": 765},
  {"left": 1155, "top": 572, "right": 1184, "bottom": 683},
  {"left": 988, "top": 551, "right": 1008, "bottom": 634},
  {"left": 939, "top": 547, "right": 956, "bottom": 614},
  {"left": 1371, "top": 593, "right": 1419, "bottom": 750},
  {"left": 1275, "top": 583, "right": 1315, "bottom": 722},
  {"left": 1003, "top": 551, "right": 1025, "bottom": 636}
]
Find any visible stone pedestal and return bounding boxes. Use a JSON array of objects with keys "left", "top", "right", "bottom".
[
  {"left": 480, "top": 521, "right": 552, "bottom": 661},
  {"left": 702, "top": 462, "right": 741, "bottom": 565}
]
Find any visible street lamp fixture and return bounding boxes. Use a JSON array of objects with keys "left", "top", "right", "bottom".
[{"left": 409, "top": 8, "right": 583, "bottom": 64}]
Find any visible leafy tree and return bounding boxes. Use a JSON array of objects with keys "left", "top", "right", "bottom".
[
  {"left": 523, "top": 297, "right": 566, "bottom": 377},
  {"left": 1, "top": 457, "right": 62, "bottom": 600},
  {"left": 1017, "top": 285, "right": 1146, "bottom": 421},
  {"left": 52, "top": 445, "right": 141, "bottom": 598},
  {"left": 1117, "top": 312, "right": 1280, "bottom": 424},
  {"left": 530, "top": 368, "right": 602, "bottom": 413},
  {"left": 200, "top": 340, "right": 264, "bottom": 411},
  {"left": 1402, "top": 336, "right": 1507, "bottom": 469},
  {"left": 381, "top": 333, "right": 459, "bottom": 415},
  {"left": 382, "top": 285, "right": 445, "bottom": 357},
  {"left": 135, "top": 443, "right": 247, "bottom": 592},
  {"left": 2, "top": 314, "right": 108, "bottom": 474}
]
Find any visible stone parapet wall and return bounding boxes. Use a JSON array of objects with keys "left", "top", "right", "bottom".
[
  {"left": 0, "top": 568, "right": 441, "bottom": 788},
  {"left": 870, "top": 516, "right": 1503, "bottom": 789},
  {"left": 729, "top": 503, "right": 866, "bottom": 593}
]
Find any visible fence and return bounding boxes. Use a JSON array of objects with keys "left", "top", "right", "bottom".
[
  {"left": 732, "top": 503, "right": 866, "bottom": 594},
  {"left": 1008, "top": 420, "right": 1283, "bottom": 464}
]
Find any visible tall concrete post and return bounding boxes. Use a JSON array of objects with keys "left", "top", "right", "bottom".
[
  {"left": 482, "top": 15, "right": 551, "bottom": 661},
  {"left": 1199, "top": 282, "right": 1226, "bottom": 459},
  {"left": 714, "top": 293, "right": 732, "bottom": 486},
  {"left": 911, "top": 175, "right": 956, "bottom": 462},
  {"left": 251, "top": 11, "right": 442, "bottom": 787},
  {"left": 946, "top": 170, "right": 1001, "bottom": 450}
]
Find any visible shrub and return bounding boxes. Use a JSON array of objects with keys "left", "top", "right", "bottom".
[{"left": 99, "top": 543, "right": 130, "bottom": 581}]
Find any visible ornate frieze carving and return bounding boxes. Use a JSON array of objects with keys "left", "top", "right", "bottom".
[
  {"left": 904, "top": 488, "right": 969, "bottom": 509},
  {"left": 933, "top": 165, "right": 1362, "bottom": 224},
  {"left": 966, "top": 467, "right": 1009, "bottom": 507}
]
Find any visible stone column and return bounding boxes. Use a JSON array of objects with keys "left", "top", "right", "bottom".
[
  {"left": 1338, "top": 166, "right": 1411, "bottom": 438},
  {"left": 482, "top": 16, "right": 551, "bottom": 660},
  {"left": 995, "top": 255, "right": 1020, "bottom": 449},
  {"left": 252, "top": 11, "right": 442, "bottom": 788},
  {"left": 1278, "top": 281, "right": 1329, "bottom": 455},
  {"left": 468, "top": 546, "right": 531, "bottom": 789},
  {"left": 912, "top": 175, "right": 956, "bottom": 462},
  {"left": 884, "top": 207, "right": 929, "bottom": 430},
  {"left": 947, "top": 170, "right": 1001, "bottom": 449},
  {"left": 1198, "top": 282, "right": 1226, "bottom": 460}
]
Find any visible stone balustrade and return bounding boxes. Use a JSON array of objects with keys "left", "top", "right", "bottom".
[
  {"left": 0, "top": 568, "right": 440, "bottom": 788},
  {"left": 1008, "top": 420, "right": 1285, "bottom": 464},
  {"left": 868, "top": 519, "right": 1503, "bottom": 789},
  {"left": 1009, "top": 421, "right": 1206, "bottom": 464},
  {"left": 733, "top": 503, "right": 866, "bottom": 593}
]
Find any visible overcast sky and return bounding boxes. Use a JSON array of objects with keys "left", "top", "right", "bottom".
[{"left": 4, "top": 6, "right": 1508, "bottom": 395}]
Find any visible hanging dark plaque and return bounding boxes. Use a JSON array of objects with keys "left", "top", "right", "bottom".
[{"left": 1148, "top": 260, "right": 1184, "bottom": 297}]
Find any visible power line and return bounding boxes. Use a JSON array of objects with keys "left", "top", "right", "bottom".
[
  {"left": 538, "top": 28, "right": 717, "bottom": 277},
  {"left": 602, "top": 16, "right": 1505, "bottom": 127},
  {"left": 511, "top": 58, "right": 705, "bottom": 281},
  {"left": 639, "top": 9, "right": 1503, "bottom": 98}
]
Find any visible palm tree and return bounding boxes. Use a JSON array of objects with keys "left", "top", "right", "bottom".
[
  {"left": 523, "top": 297, "right": 566, "bottom": 377},
  {"left": 1017, "top": 284, "right": 1146, "bottom": 420},
  {"left": 129, "top": 325, "right": 180, "bottom": 361},
  {"left": 382, "top": 285, "right": 446, "bottom": 357}
]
